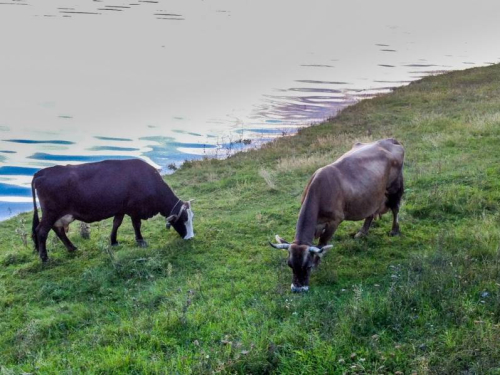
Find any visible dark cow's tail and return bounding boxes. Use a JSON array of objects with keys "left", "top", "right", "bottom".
[{"left": 31, "top": 179, "right": 40, "bottom": 252}]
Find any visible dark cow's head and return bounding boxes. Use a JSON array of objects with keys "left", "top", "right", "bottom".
[
  {"left": 270, "top": 235, "right": 332, "bottom": 292},
  {"left": 166, "top": 200, "right": 195, "bottom": 240}
]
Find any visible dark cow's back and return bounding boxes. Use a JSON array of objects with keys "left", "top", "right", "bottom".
[{"left": 34, "top": 159, "right": 168, "bottom": 222}]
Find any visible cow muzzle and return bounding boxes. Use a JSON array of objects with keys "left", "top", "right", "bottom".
[{"left": 291, "top": 284, "right": 309, "bottom": 293}]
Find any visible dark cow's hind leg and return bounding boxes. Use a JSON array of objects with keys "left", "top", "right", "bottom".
[
  {"left": 36, "top": 214, "right": 58, "bottom": 262},
  {"left": 53, "top": 226, "right": 77, "bottom": 252},
  {"left": 131, "top": 216, "right": 147, "bottom": 247},
  {"left": 355, "top": 215, "right": 374, "bottom": 238},
  {"left": 110, "top": 214, "right": 125, "bottom": 246}
]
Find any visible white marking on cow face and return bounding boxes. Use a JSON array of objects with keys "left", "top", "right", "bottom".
[
  {"left": 54, "top": 214, "right": 75, "bottom": 229},
  {"left": 183, "top": 208, "right": 194, "bottom": 239},
  {"left": 291, "top": 284, "right": 309, "bottom": 293}
]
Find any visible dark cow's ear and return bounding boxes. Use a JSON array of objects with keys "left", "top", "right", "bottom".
[{"left": 166, "top": 215, "right": 177, "bottom": 229}]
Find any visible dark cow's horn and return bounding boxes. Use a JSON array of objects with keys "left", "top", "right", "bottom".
[
  {"left": 269, "top": 241, "right": 290, "bottom": 250},
  {"left": 178, "top": 203, "right": 187, "bottom": 217}
]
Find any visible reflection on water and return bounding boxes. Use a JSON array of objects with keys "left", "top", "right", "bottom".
[
  {"left": 95, "top": 136, "right": 133, "bottom": 142},
  {"left": 1, "top": 0, "right": 500, "bottom": 219},
  {"left": 5, "top": 139, "right": 75, "bottom": 145},
  {"left": 28, "top": 153, "right": 135, "bottom": 162}
]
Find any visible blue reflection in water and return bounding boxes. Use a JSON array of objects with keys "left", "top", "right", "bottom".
[
  {"left": 0, "top": 182, "right": 31, "bottom": 197},
  {"left": 0, "top": 202, "right": 34, "bottom": 221},
  {"left": 139, "top": 137, "right": 207, "bottom": 170},
  {"left": 172, "top": 129, "right": 203, "bottom": 137},
  {"left": 88, "top": 146, "right": 140, "bottom": 152},
  {"left": 0, "top": 166, "right": 40, "bottom": 176},
  {"left": 170, "top": 142, "right": 216, "bottom": 149},
  {"left": 94, "top": 136, "right": 133, "bottom": 142},
  {"left": 28, "top": 153, "right": 134, "bottom": 162},
  {"left": 4, "top": 139, "right": 75, "bottom": 145},
  {"left": 235, "top": 128, "right": 286, "bottom": 134}
]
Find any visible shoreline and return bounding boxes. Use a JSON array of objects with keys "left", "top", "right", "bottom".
[
  {"left": 0, "top": 61, "right": 496, "bottom": 224},
  {"left": 0, "top": 67, "right": 448, "bottom": 222}
]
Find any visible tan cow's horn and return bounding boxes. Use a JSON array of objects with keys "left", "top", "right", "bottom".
[
  {"left": 269, "top": 242, "right": 290, "bottom": 250},
  {"left": 309, "top": 245, "right": 333, "bottom": 253},
  {"left": 275, "top": 235, "right": 290, "bottom": 244},
  {"left": 308, "top": 246, "right": 322, "bottom": 253}
]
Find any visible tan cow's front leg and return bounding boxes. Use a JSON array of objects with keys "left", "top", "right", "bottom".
[
  {"left": 318, "top": 220, "right": 339, "bottom": 247},
  {"left": 355, "top": 215, "right": 374, "bottom": 238}
]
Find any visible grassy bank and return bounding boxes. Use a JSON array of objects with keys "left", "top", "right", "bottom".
[{"left": 1, "top": 64, "right": 500, "bottom": 374}]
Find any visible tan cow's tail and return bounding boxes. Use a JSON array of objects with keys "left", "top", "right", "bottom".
[{"left": 387, "top": 138, "right": 402, "bottom": 146}]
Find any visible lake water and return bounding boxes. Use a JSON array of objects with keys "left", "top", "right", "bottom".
[{"left": 1, "top": 0, "right": 500, "bottom": 220}]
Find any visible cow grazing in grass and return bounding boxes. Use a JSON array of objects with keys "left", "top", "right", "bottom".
[
  {"left": 31, "top": 159, "right": 194, "bottom": 262},
  {"left": 270, "top": 138, "right": 404, "bottom": 292}
]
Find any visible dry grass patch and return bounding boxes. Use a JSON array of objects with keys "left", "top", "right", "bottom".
[
  {"left": 259, "top": 168, "right": 277, "bottom": 190},
  {"left": 276, "top": 154, "right": 331, "bottom": 173}
]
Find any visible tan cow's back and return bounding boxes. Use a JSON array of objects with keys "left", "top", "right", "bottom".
[{"left": 312, "top": 138, "right": 404, "bottom": 221}]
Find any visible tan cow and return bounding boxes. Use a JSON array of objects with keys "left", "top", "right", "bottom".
[{"left": 270, "top": 138, "right": 404, "bottom": 292}]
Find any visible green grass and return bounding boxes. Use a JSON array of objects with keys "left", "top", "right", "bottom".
[{"left": 2, "top": 64, "right": 500, "bottom": 374}]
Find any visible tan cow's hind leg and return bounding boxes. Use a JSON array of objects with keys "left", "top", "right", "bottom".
[
  {"left": 389, "top": 207, "right": 401, "bottom": 236},
  {"left": 355, "top": 215, "right": 374, "bottom": 238}
]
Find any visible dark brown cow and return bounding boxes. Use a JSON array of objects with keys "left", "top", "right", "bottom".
[
  {"left": 31, "top": 159, "right": 194, "bottom": 262},
  {"left": 270, "top": 138, "right": 404, "bottom": 292}
]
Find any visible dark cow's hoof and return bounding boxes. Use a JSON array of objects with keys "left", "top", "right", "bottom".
[
  {"left": 111, "top": 242, "right": 120, "bottom": 247},
  {"left": 136, "top": 240, "right": 148, "bottom": 248},
  {"left": 68, "top": 247, "right": 78, "bottom": 252},
  {"left": 389, "top": 230, "right": 401, "bottom": 237}
]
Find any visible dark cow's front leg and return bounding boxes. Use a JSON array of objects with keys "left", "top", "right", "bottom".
[
  {"left": 110, "top": 214, "right": 125, "bottom": 246},
  {"left": 355, "top": 215, "right": 374, "bottom": 238},
  {"left": 53, "top": 226, "right": 78, "bottom": 252},
  {"left": 131, "top": 216, "right": 147, "bottom": 247}
]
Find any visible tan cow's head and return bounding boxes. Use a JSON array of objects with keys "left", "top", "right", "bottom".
[{"left": 269, "top": 235, "right": 332, "bottom": 292}]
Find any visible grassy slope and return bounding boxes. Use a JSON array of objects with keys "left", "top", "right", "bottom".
[{"left": 1, "top": 65, "right": 500, "bottom": 374}]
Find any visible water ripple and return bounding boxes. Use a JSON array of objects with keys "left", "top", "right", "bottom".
[{"left": 28, "top": 153, "right": 134, "bottom": 162}]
